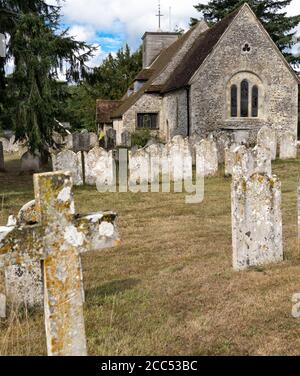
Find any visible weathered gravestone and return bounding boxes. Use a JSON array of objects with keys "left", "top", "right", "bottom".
[
  {"left": 252, "top": 145, "right": 272, "bottom": 176},
  {"left": 280, "top": 131, "right": 297, "bottom": 160},
  {"left": 257, "top": 126, "right": 277, "bottom": 160},
  {"left": 84, "top": 147, "right": 115, "bottom": 187},
  {"left": 215, "top": 132, "right": 231, "bottom": 164},
  {"left": 230, "top": 145, "right": 272, "bottom": 180},
  {"left": 168, "top": 136, "right": 192, "bottom": 183},
  {"left": 231, "top": 173, "right": 283, "bottom": 271},
  {"left": 194, "top": 138, "right": 218, "bottom": 177},
  {"left": 0, "top": 136, "right": 22, "bottom": 154},
  {"left": 224, "top": 144, "right": 239, "bottom": 177},
  {"left": 72, "top": 133, "right": 98, "bottom": 153},
  {"left": 0, "top": 172, "right": 120, "bottom": 355},
  {"left": 65, "top": 134, "right": 73, "bottom": 150},
  {"left": 0, "top": 141, "right": 5, "bottom": 172},
  {"left": 146, "top": 143, "right": 164, "bottom": 187},
  {"left": 2, "top": 201, "right": 42, "bottom": 307},
  {"left": 106, "top": 128, "right": 116, "bottom": 150},
  {"left": 52, "top": 149, "right": 83, "bottom": 186},
  {"left": 21, "top": 151, "right": 41, "bottom": 173},
  {"left": 231, "top": 145, "right": 255, "bottom": 180},
  {"left": 129, "top": 147, "right": 149, "bottom": 190},
  {"left": 121, "top": 130, "right": 132, "bottom": 148}
]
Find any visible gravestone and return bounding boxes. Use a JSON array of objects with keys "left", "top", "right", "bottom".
[
  {"left": 0, "top": 141, "right": 4, "bottom": 171},
  {"left": 0, "top": 293, "right": 5, "bottom": 318},
  {"left": 72, "top": 133, "right": 98, "bottom": 153},
  {"left": 231, "top": 173, "right": 283, "bottom": 271},
  {"left": 231, "top": 145, "right": 255, "bottom": 180},
  {"left": 65, "top": 134, "right": 73, "bottom": 150},
  {"left": 216, "top": 132, "right": 231, "bottom": 164},
  {"left": 3, "top": 201, "right": 42, "bottom": 307},
  {"left": 106, "top": 128, "right": 116, "bottom": 150},
  {"left": 129, "top": 147, "right": 149, "bottom": 189},
  {"left": 231, "top": 145, "right": 272, "bottom": 180},
  {"left": 280, "top": 131, "right": 297, "bottom": 159},
  {"left": 52, "top": 149, "right": 83, "bottom": 186},
  {"left": 121, "top": 130, "right": 132, "bottom": 148},
  {"left": 252, "top": 145, "right": 272, "bottom": 176},
  {"left": 257, "top": 126, "right": 277, "bottom": 160},
  {"left": 20, "top": 151, "right": 41, "bottom": 172},
  {"left": 194, "top": 138, "right": 218, "bottom": 177},
  {"left": 84, "top": 147, "right": 115, "bottom": 187},
  {"left": 169, "top": 136, "right": 185, "bottom": 182},
  {"left": 0, "top": 172, "right": 120, "bottom": 356},
  {"left": 224, "top": 144, "right": 239, "bottom": 177},
  {"left": 189, "top": 134, "right": 202, "bottom": 165},
  {"left": 146, "top": 143, "right": 164, "bottom": 186},
  {"left": 183, "top": 139, "right": 193, "bottom": 183},
  {"left": 0, "top": 136, "right": 21, "bottom": 154}
]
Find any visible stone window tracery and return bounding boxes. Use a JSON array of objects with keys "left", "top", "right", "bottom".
[
  {"left": 228, "top": 73, "right": 262, "bottom": 119},
  {"left": 242, "top": 43, "right": 251, "bottom": 53}
]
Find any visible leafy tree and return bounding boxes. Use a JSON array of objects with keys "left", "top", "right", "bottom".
[
  {"left": 63, "top": 44, "right": 143, "bottom": 131},
  {"left": 0, "top": 0, "right": 95, "bottom": 153},
  {"left": 88, "top": 44, "right": 142, "bottom": 100},
  {"left": 191, "top": 0, "right": 300, "bottom": 66}
]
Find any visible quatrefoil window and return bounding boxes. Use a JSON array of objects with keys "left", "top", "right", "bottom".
[{"left": 242, "top": 43, "right": 251, "bottom": 53}]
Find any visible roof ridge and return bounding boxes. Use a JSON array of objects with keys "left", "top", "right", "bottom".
[{"left": 161, "top": 7, "right": 241, "bottom": 93}]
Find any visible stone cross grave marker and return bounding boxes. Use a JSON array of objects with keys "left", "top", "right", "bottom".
[{"left": 0, "top": 171, "right": 120, "bottom": 356}]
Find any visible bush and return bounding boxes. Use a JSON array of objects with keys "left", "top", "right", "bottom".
[{"left": 131, "top": 129, "right": 152, "bottom": 148}]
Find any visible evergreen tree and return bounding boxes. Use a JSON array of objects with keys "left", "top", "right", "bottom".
[
  {"left": 0, "top": 1, "right": 95, "bottom": 153},
  {"left": 191, "top": 0, "right": 300, "bottom": 66}
]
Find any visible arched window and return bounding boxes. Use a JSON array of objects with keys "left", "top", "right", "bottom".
[
  {"left": 240, "top": 80, "right": 249, "bottom": 117},
  {"left": 252, "top": 85, "right": 259, "bottom": 117},
  {"left": 231, "top": 85, "right": 238, "bottom": 117}
]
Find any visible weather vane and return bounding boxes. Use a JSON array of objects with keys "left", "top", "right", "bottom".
[{"left": 156, "top": 0, "right": 164, "bottom": 31}]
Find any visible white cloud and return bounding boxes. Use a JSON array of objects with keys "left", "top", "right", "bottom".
[
  {"left": 67, "top": 24, "right": 97, "bottom": 42},
  {"left": 60, "top": 0, "right": 201, "bottom": 48},
  {"left": 30, "top": 0, "right": 300, "bottom": 68}
]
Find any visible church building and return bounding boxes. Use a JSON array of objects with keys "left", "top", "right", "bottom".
[{"left": 96, "top": 3, "right": 299, "bottom": 146}]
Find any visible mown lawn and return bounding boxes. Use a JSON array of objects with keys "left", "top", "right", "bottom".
[{"left": 0, "top": 153, "right": 300, "bottom": 355}]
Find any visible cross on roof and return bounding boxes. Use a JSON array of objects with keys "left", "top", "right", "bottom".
[
  {"left": 156, "top": 0, "right": 164, "bottom": 31},
  {"left": 0, "top": 171, "right": 120, "bottom": 356}
]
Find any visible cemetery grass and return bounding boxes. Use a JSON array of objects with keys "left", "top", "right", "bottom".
[{"left": 1, "top": 153, "right": 300, "bottom": 356}]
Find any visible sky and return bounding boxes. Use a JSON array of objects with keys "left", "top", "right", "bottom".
[{"left": 53, "top": 0, "right": 300, "bottom": 68}]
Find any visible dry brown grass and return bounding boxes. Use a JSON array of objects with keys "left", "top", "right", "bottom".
[{"left": 1, "top": 153, "right": 300, "bottom": 355}]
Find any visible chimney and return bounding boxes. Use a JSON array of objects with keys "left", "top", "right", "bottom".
[{"left": 142, "top": 32, "right": 180, "bottom": 68}]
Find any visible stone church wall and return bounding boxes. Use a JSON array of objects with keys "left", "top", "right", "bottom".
[
  {"left": 190, "top": 6, "right": 298, "bottom": 142},
  {"left": 162, "top": 89, "right": 189, "bottom": 141},
  {"left": 122, "top": 93, "right": 163, "bottom": 135}
]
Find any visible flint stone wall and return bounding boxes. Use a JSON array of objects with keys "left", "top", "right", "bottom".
[{"left": 190, "top": 5, "right": 298, "bottom": 143}]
